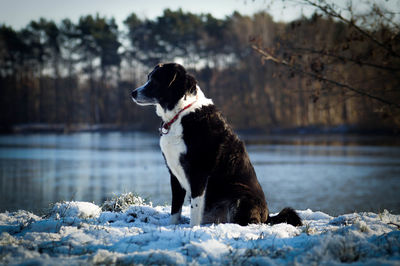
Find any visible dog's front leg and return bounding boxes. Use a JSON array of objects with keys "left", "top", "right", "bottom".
[
  {"left": 170, "top": 172, "right": 186, "bottom": 225},
  {"left": 190, "top": 193, "right": 205, "bottom": 227},
  {"left": 189, "top": 177, "right": 208, "bottom": 227}
]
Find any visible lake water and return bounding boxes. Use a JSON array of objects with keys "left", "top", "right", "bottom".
[{"left": 0, "top": 132, "right": 399, "bottom": 216}]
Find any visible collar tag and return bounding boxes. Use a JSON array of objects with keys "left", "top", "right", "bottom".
[{"left": 159, "top": 124, "right": 170, "bottom": 136}]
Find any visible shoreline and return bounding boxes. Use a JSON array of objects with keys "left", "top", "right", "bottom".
[{"left": 2, "top": 123, "right": 399, "bottom": 136}]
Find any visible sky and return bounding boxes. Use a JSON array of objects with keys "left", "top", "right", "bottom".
[
  {"left": 0, "top": 0, "right": 398, "bottom": 30},
  {"left": 0, "top": 0, "right": 317, "bottom": 30}
]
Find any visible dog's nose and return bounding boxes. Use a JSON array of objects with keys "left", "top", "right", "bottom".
[{"left": 131, "top": 90, "right": 137, "bottom": 99}]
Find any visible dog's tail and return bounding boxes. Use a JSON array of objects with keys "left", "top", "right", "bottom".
[{"left": 266, "top": 207, "right": 302, "bottom": 226}]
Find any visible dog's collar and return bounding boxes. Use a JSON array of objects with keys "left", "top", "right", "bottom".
[{"left": 159, "top": 96, "right": 198, "bottom": 135}]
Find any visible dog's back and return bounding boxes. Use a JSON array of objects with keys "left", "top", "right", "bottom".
[{"left": 180, "top": 104, "right": 269, "bottom": 225}]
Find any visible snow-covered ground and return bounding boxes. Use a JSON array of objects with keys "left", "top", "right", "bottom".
[{"left": 1, "top": 194, "right": 399, "bottom": 265}]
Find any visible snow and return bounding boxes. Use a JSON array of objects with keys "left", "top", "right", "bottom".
[{"left": 0, "top": 195, "right": 399, "bottom": 265}]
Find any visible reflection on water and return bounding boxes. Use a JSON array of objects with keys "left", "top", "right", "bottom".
[{"left": 0, "top": 132, "right": 399, "bottom": 216}]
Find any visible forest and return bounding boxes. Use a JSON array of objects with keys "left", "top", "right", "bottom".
[{"left": 1, "top": 5, "right": 399, "bottom": 133}]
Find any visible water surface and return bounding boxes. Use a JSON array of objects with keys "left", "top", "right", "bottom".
[{"left": 0, "top": 132, "right": 399, "bottom": 216}]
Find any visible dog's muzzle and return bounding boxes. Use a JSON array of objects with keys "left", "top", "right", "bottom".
[
  {"left": 131, "top": 86, "right": 157, "bottom": 106},
  {"left": 131, "top": 89, "right": 138, "bottom": 100}
]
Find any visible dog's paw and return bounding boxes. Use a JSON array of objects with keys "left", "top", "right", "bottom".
[
  {"left": 181, "top": 216, "right": 190, "bottom": 224},
  {"left": 169, "top": 213, "right": 181, "bottom": 225}
]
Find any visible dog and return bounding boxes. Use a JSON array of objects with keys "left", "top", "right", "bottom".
[{"left": 131, "top": 63, "right": 302, "bottom": 227}]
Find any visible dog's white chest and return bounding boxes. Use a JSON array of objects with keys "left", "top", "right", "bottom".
[{"left": 160, "top": 123, "right": 191, "bottom": 194}]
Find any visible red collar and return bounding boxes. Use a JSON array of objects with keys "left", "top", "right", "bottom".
[{"left": 159, "top": 97, "right": 197, "bottom": 135}]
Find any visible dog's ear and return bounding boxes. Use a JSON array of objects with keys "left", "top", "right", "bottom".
[
  {"left": 167, "top": 63, "right": 185, "bottom": 88},
  {"left": 185, "top": 74, "right": 197, "bottom": 95}
]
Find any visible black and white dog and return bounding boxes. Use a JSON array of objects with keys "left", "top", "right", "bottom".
[{"left": 131, "top": 63, "right": 301, "bottom": 227}]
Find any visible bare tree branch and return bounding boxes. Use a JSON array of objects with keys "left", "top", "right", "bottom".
[
  {"left": 290, "top": 47, "right": 400, "bottom": 72},
  {"left": 300, "top": 0, "right": 400, "bottom": 58},
  {"left": 252, "top": 44, "right": 400, "bottom": 109}
]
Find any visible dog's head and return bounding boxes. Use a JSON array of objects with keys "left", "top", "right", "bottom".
[{"left": 131, "top": 63, "right": 197, "bottom": 110}]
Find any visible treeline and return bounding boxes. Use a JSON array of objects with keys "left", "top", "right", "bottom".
[{"left": 0, "top": 9, "right": 399, "bottom": 133}]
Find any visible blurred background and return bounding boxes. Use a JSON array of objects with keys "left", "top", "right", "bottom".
[{"left": 0, "top": 0, "right": 399, "bottom": 216}]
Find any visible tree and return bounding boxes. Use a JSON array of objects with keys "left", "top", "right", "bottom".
[
  {"left": 20, "top": 18, "right": 56, "bottom": 123},
  {"left": 124, "top": 13, "right": 164, "bottom": 67},
  {"left": 59, "top": 18, "right": 79, "bottom": 125},
  {"left": 76, "top": 14, "right": 121, "bottom": 124},
  {"left": 38, "top": 19, "right": 62, "bottom": 122},
  {"left": 0, "top": 25, "right": 28, "bottom": 128},
  {"left": 252, "top": 0, "right": 400, "bottom": 127},
  {"left": 1, "top": 8, "right": 399, "bottom": 132}
]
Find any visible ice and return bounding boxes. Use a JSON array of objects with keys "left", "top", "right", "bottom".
[{"left": 0, "top": 196, "right": 399, "bottom": 265}]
